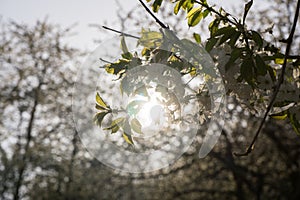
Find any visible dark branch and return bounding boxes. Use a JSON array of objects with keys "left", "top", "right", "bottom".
[
  {"left": 234, "top": 0, "right": 300, "bottom": 157},
  {"left": 102, "top": 26, "right": 139, "bottom": 39},
  {"left": 138, "top": 0, "right": 169, "bottom": 29}
]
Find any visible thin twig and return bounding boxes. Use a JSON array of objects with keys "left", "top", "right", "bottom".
[
  {"left": 234, "top": 0, "right": 300, "bottom": 157},
  {"left": 102, "top": 26, "right": 139, "bottom": 39},
  {"left": 99, "top": 58, "right": 113, "bottom": 64},
  {"left": 138, "top": 0, "right": 169, "bottom": 29},
  {"left": 194, "top": 0, "right": 238, "bottom": 26}
]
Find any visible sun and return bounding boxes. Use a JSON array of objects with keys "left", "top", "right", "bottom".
[{"left": 128, "top": 85, "right": 169, "bottom": 137}]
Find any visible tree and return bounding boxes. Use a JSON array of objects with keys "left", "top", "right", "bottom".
[
  {"left": 94, "top": 0, "right": 300, "bottom": 156},
  {"left": 0, "top": 19, "right": 83, "bottom": 200},
  {"left": 1, "top": 0, "right": 300, "bottom": 199}
]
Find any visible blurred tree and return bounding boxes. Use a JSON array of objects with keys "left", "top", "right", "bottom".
[{"left": 0, "top": 19, "right": 83, "bottom": 199}]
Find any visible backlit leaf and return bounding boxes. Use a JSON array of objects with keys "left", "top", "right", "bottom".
[
  {"left": 93, "top": 112, "right": 109, "bottom": 127},
  {"left": 138, "top": 28, "right": 163, "bottom": 48},
  {"left": 123, "top": 132, "right": 134, "bottom": 145},
  {"left": 187, "top": 7, "right": 202, "bottom": 27},
  {"left": 131, "top": 118, "right": 142, "bottom": 134},
  {"left": 96, "top": 92, "right": 108, "bottom": 109},
  {"left": 271, "top": 112, "right": 288, "bottom": 120},
  {"left": 104, "top": 117, "right": 125, "bottom": 134},
  {"left": 193, "top": 33, "right": 201, "bottom": 43},
  {"left": 152, "top": 0, "right": 163, "bottom": 12}
]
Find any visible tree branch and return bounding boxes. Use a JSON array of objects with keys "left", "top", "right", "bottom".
[
  {"left": 234, "top": 0, "right": 300, "bottom": 157},
  {"left": 138, "top": 0, "right": 169, "bottom": 29},
  {"left": 102, "top": 26, "right": 139, "bottom": 39}
]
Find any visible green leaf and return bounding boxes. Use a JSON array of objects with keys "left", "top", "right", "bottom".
[
  {"left": 271, "top": 112, "right": 288, "bottom": 120},
  {"left": 243, "top": 0, "right": 253, "bottom": 23},
  {"left": 208, "top": 19, "right": 220, "bottom": 36},
  {"left": 104, "top": 117, "right": 125, "bottom": 134},
  {"left": 120, "top": 35, "right": 128, "bottom": 53},
  {"left": 131, "top": 118, "right": 142, "bottom": 134},
  {"left": 105, "top": 59, "right": 129, "bottom": 75},
  {"left": 121, "top": 52, "right": 133, "bottom": 60},
  {"left": 218, "top": 28, "right": 237, "bottom": 46},
  {"left": 193, "top": 33, "right": 201, "bottom": 43},
  {"left": 225, "top": 48, "right": 242, "bottom": 71},
  {"left": 251, "top": 31, "right": 263, "bottom": 48},
  {"left": 152, "top": 0, "right": 163, "bottom": 12},
  {"left": 174, "top": 0, "right": 184, "bottom": 14},
  {"left": 213, "top": 26, "right": 234, "bottom": 37},
  {"left": 141, "top": 47, "right": 151, "bottom": 57},
  {"left": 241, "top": 57, "right": 254, "bottom": 85},
  {"left": 202, "top": 9, "right": 210, "bottom": 19},
  {"left": 138, "top": 28, "right": 163, "bottom": 48},
  {"left": 182, "top": 0, "right": 194, "bottom": 11},
  {"left": 96, "top": 92, "right": 108, "bottom": 109},
  {"left": 255, "top": 54, "right": 267, "bottom": 76},
  {"left": 275, "top": 58, "right": 285, "bottom": 64},
  {"left": 205, "top": 37, "right": 218, "bottom": 52},
  {"left": 93, "top": 112, "right": 109, "bottom": 127},
  {"left": 123, "top": 132, "right": 134, "bottom": 145},
  {"left": 228, "top": 31, "right": 241, "bottom": 47},
  {"left": 187, "top": 7, "right": 202, "bottom": 27}
]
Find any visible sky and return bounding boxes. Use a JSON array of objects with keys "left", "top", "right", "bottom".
[{"left": 0, "top": 0, "right": 247, "bottom": 50}]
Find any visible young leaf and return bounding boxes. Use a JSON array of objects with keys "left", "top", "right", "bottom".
[
  {"left": 243, "top": 0, "right": 253, "bottom": 24},
  {"left": 174, "top": 0, "right": 184, "bottom": 15},
  {"left": 187, "top": 7, "right": 202, "bottom": 27},
  {"left": 93, "top": 112, "right": 109, "bottom": 127},
  {"left": 208, "top": 19, "right": 220, "bottom": 36},
  {"left": 270, "top": 112, "right": 288, "bottom": 120},
  {"left": 131, "top": 118, "right": 142, "bottom": 134},
  {"left": 123, "top": 132, "right": 134, "bottom": 145},
  {"left": 193, "top": 33, "right": 201, "bottom": 43},
  {"left": 152, "top": 0, "right": 163, "bottom": 12},
  {"left": 202, "top": 9, "right": 210, "bottom": 19},
  {"left": 104, "top": 117, "right": 125, "bottom": 134},
  {"left": 96, "top": 92, "right": 108, "bottom": 109},
  {"left": 138, "top": 28, "right": 163, "bottom": 48}
]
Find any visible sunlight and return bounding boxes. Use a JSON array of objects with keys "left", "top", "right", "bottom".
[{"left": 131, "top": 86, "right": 168, "bottom": 137}]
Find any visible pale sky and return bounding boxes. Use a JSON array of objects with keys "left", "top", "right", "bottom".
[{"left": 0, "top": 0, "right": 247, "bottom": 50}]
